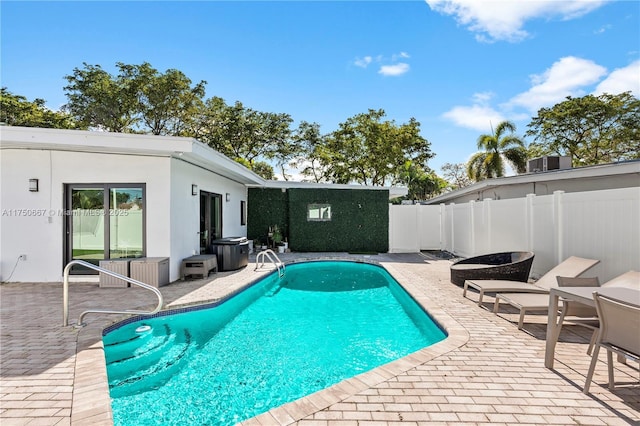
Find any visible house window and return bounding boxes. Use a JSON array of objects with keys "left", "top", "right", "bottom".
[
  {"left": 307, "top": 204, "right": 332, "bottom": 221},
  {"left": 241, "top": 200, "right": 246, "bottom": 225}
]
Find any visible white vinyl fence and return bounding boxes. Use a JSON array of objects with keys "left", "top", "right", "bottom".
[{"left": 389, "top": 187, "right": 640, "bottom": 282}]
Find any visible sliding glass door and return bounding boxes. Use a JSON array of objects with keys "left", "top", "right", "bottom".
[
  {"left": 65, "top": 184, "right": 145, "bottom": 273},
  {"left": 199, "top": 191, "right": 222, "bottom": 254}
]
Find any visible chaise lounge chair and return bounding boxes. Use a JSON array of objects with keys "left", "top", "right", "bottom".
[
  {"left": 462, "top": 256, "right": 600, "bottom": 306},
  {"left": 450, "top": 251, "right": 535, "bottom": 286},
  {"left": 493, "top": 271, "right": 640, "bottom": 332}
]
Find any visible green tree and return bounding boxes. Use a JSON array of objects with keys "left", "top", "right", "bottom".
[
  {"left": 441, "top": 162, "right": 473, "bottom": 189},
  {"left": 135, "top": 64, "right": 207, "bottom": 136},
  {"left": 467, "top": 120, "right": 527, "bottom": 182},
  {"left": 291, "top": 121, "right": 329, "bottom": 182},
  {"left": 63, "top": 62, "right": 207, "bottom": 135},
  {"left": 526, "top": 92, "right": 640, "bottom": 165},
  {"left": 193, "top": 97, "right": 293, "bottom": 178},
  {"left": 397, "top": 161, "right": 449, "bottom": 200},
  {"left": 322, "top": 109, "right": 433, "bottom": 185},
  {"left": 63, "top": 63, "right": 141, "bottom": 132},
  {"left": 1, "top": 88, "right": 79, "bottom": 129}
]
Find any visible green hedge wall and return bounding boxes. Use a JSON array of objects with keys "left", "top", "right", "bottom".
[
  {"left": 247, "top": 188, "right": 288, "bottom": 246},
  {"left": 248, "top": 187, "right": 388, "bottom": 253}
]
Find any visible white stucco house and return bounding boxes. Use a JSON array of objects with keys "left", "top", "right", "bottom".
[{"left": 0, "top": 126, "right": 265, "bottom": 282}]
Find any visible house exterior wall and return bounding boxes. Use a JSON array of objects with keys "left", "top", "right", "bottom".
[
  {"left": 0, "top": 150, "right": 249, "bottom": 283},
  {"left": 426, "top": 161, "right": 640, "bottom": 205},
  {"left": 169, "top": 158, "right": 248, "bottom": 278},
  {"left": 442, "top": 173, "right": 640, "bottom": 203},
  {"left": 0, "top": 149, "right": 171, "bottom": 282}
]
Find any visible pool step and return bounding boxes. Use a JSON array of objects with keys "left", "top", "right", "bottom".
[
  {"left": 105, "top": 324, "right": 173, "bottom": 367},
  {"left": 104, "top": 325, "right": 162, "bottom": 364},
  {"left": 107, "top": 328, "right": 194, "bottom": 397}
]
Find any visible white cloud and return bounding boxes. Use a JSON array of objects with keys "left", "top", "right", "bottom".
[
  {"left": 354, "top": 56, "right": 373, "bottom": 68},
  {"left": 508, "top": 56, "right": 607, "bottom": 112},
  {"left": 425, "top": 0, "right": 608, "bottom": 42},
  {"left": 442, "top": 103, "right": 505, "bottom": 132},
  {"left": 593, "top": 60, "right": 640, "bottom": 97},
  {"left": 392, "top": 52, "right": 411, "bottom": 61},
  {"left": 354, "top": 52, "right": 411, "bottom": 76},
  {"left": 472, "top": 91, "right": 494, "bottom": 104},
  {"left": 594, "top": 24, "right": 611, "bottom": 34},
  {"left": 378, "top": 63, "right": 410, "bottom": 76}
]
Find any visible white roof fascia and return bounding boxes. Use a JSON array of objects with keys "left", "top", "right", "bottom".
[
  {"left": 427, "top": 160, "right": 640, "bottom": 204},
  {"left": 0, "top": 126, "right": 266, "bottom": 185}
]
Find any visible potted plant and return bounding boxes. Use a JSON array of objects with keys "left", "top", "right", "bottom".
[{"left": 272, "top": 225, "right": 283, "bottom": 246}]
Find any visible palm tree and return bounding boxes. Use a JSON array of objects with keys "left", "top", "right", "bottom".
[{"left": 467, "top": 121, "right": 527, "bottom": 182}]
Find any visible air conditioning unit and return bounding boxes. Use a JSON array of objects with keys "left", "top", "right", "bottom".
[{"left": 527, "top": 156, "right": 572, "bottom": 173}]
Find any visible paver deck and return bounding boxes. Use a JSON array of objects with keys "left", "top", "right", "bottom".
[{"left": 1, "top": 252, "right": 638, "bottom": 425}]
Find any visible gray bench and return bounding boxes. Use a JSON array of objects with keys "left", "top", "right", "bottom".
[{"left": 180, "top": 255, "right": 218, "bottom": 279}]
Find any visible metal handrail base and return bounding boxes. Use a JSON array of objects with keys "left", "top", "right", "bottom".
[
  {"left": 63, "top": 259, "right": 164, "bottom": 327},
  {"left": 255, "top": 249, "right": 285, "bottom": 278}
]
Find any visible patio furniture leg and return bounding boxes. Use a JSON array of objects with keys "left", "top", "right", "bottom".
[
  {"left": 518, "top": 309, "right": 527, "bottom": 330},
  {"left": 607, "top": 351, "right": 615, "bottom": 390},
  {"left": 544, "top": 292, "right": 561, "bottom": 368},
  {"left": 584, "top": 344, "right": 601, "bottom": 393}
]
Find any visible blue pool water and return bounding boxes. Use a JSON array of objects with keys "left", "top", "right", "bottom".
[{"left": 103, "top": 261, "right": 446, "bottom": 425}]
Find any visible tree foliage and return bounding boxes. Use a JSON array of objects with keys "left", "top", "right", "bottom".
[
  {"left": 291, "top": 121, "right": 328, "bottom": 183},
  {"left": 441, "top": 162, "right": 473, "bottom": 189},
  {"left": 314, "top": 109, "right": 433, "bottom": 186},
  {"left": 526, "top": 92, "right": 640, "bottom": 166},
  {"left": 397, "top": 161, "right": 449, "bottom": 200},
  {"left": 63, "top": 62, "right": 206, "bottom": 134},
  {"left": 467, "top": 120, "right": 527, "bottom": 182},
  {"left": 192, "top": 97, "right": 293, "bottom": 179},
  {"left": 1, "top": 88, "right": 79, "bottom": 129}
]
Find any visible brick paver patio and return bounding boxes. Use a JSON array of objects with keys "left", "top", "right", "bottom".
[{"left": 1, "top": 252, "right": 638, "bottom": 425}]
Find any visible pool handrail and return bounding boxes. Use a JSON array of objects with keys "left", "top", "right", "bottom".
[
  {"left": 63, "top": 259, "right": 164, "bottom": 328},
  {"left": 255, "top": 249, "right": 285, "bottom": 278}
]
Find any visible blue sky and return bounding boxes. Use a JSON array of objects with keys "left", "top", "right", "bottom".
[{"left": 2, "top": 1, "right": 639, "bottom": 179}]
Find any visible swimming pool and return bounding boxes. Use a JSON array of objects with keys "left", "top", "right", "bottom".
[{"left": 103, "top": 260, "right": 447, "bottom": 425}]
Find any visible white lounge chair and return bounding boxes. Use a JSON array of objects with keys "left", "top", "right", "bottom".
[
  {"left": 494, "top": 271, "right": 640, "bottom": 340},
  {"left": 462, "top": 256, "right": 600, "bottom": 306},
  {"left": 493, "top": 276, "right": 600, "bottom": 330}
]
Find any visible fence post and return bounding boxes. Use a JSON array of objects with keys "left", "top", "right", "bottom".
[
  {"left": 469, "top": 200, "right": 476, "bottom": 255},
  {"left": 484, "top": 198, "right": 492, "bottom": 254},
  {"left": 415, "top": 204, "right": 422, "bottom": 252},
  {"left": 526, "top": 193, "right": 535, "bottom": 252},
  {"left": 439, "top": 203, "right": 446, "bottom": 251},
  {"left": 553, "top": 190, "right": 565, "bottom": 264},
  {"left": 388, "top": 204, "right": 394, "bottom": 253},
  {"left": 450, "top": 203, "right": 455, "bottom": 254}
]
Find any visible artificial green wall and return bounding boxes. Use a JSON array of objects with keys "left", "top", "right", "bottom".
[
  {"left": 247, "top": 188, "right": 288, "bottom": 247},
  {"left": 248, "top": 187, "right": 389, "bottom": 253}
]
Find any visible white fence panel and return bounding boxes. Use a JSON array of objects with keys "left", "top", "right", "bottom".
[
  {"left": 488, "top": 198, "right": 529, "bottom": 253},
  {"left": 561, "top": 188, "right": 640, "bottom": 282},
  {"left": 529, "top": 194, "right": 557, "bottom": 277},
  {"left": 419, "top": 205, "right": 442, "bottom": 250},
  {"left": 451, "top": 203, "right": 473, "bottom": 258},
  {"left": 388, "top": 204, "right": 420, "bottom": 253},
  {"left": 388, "top": 187, "right": 639, "bottom": 281},
  {"left": 470, "top": 201, "right": 488, "bottom": 255}
]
